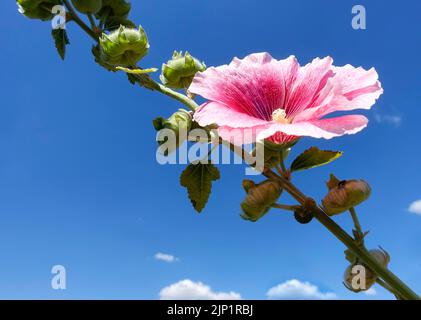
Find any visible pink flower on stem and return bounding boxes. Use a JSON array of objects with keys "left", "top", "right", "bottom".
[{"left": 189, "top": 53, "right": 383, "bottom": 146}]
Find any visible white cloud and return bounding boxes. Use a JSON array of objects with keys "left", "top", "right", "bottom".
[
  {"left": 364, "top": 288, "right": 377, "bottom": 296},
  {"left": 159, "top": 279, "right": 242, "bottom": 300},
  {"left": 374, "top": 114, "right": 402, "bottom": 127},
  {"left": 154, "top": 252, "right": 178, "bottom": 263},
  {"left": 266, "top": 279, "right": 337, "bottom": 300},
  {"left": 408, "top": 200, "right": 421, "bottom": 215}
]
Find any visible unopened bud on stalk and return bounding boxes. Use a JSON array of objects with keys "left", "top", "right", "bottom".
[
  {"left": 154, "top": 109, "right": 192, "bottom": 155},
  {"left": 99, "top": 25, "right": 149, "bottom": 67},
  {"left": 322, "top": 174, "right": 371, "bottom": 216},
  {"left": 344, "top": 264, "right": 377, "bottom": 293},
  {"left": 344, "top": 247, "right": 390, "bottom": 293},
  {"left": 161, "top": 51, "right": 206, "bottom": 89},
  {"left": 240, "top": 180, "right": 282, "bottom": 222},
  {"left": 71, "top": 0, "right": 102, "bottom": 14},
  {"left": 97, "top": 0, "right": 131, "bottom": 19},
  {"left": 369, "top": 248, "right": 390, "bottom": 267},
  {"left": 96, "top": 0, "right": 132, "bottom": 31},
  {"left": 16, "top": 0, "right": 61, "bottom": 21}
]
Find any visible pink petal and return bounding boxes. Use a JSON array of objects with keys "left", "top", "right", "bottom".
[
  {"left": 294, "top": 65, "right": 383, "bottom": 121},
  {"left": 189, "top": 53, "right": 299, "bottom": 121},
  {"left": 193, "top": 102, "right": 269, "bottom": 128},
  {"left": 218, "top": 125, "right": 270, "bottom": 146},
  {"left": 285, "top": 57, "right": 334, "bottom": 118},
  {"left": 257, "top": 115, "right": 368, "bottom": 140}
]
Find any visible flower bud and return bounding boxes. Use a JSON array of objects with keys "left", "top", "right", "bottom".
[
  {"left": 154, "top": 109, "right": 192, "bottom": 155},
  {"left": 241, "top": 180, "right": 282, "bottom": 222},
  {"left": 344, "top": 264, "right": 377, "bottom": 293},
  {"left": 99, "top": 25, "right": 149, "bottom": 67},
  {"left": 160, "top": 51, "right": 206, "bottom": 89},
  {"left": 369, "top": 248, "right": 390, "bottom": 267},
  {"left": 242, "top": 180, "right": 256, "bottom": 193},
  {"left": 17, "top": 0, "right": 61, "bottom": 21},
  {"left": 97, "top": 0, "right": 131, "bottom": 19},
  {"left": 344, "top": 248, "right": 390, "bottom": 293},
  {"left": 71, "top": 0, "right": 102, "bottom": 14},
  {"left": 95, "top": 0, "right": 131, "bottom": 30},
  {"left": 322, "top": 175, "right": 371, "bottom": 216}
]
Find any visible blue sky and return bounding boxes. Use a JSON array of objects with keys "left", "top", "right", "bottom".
[{"left": 1, "top": 0, "right": 421, "bottom": 299}]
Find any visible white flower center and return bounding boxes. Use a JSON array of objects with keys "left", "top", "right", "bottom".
[{"left": 272, "top": 108, "right": 291, "bottom": 124}]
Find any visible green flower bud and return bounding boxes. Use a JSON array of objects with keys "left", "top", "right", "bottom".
[
  {"left": 97, "top": 0, "right": 131, "bottom": 17},
  {"left": 154, "top": 109, "right": 192, "bottom": 155},
  {"left": 71, "top": 0, "right": 102, "bottom": 14},
  {"left": 241, "top": 180, "right": 282, "bottom": 222},
  {"left": 160, "top": 51, "right": 206, "bottom": 89},
  {"left": 17, "top": 0, "right": 61, "bottom": 21},
  {"left": 322, "top": 175, "right": 371, "bottom": 216},
  {"left": 99, "top": 25, "right": 149, "bottom": 67}
]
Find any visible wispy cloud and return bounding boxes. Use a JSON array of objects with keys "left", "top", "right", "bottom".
[
  {"left": 408, "top": 200, "right": 421, "bottom": 215},
  {"left": 266, "top": 279, "right": 337, "bottom": 300},
  {"left": 159, "top": 279, "right": 242, "bottom": 300},
  {"left": 154, "top": 252, "right": 179, "bottom": 263},
  {"left": 374, "top": 114, "right": 402, "bottom": 127}
]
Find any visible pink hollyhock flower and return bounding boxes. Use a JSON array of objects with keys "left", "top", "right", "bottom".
[{"left": 189, "top": 53, "right": 383, "bottom": 146}]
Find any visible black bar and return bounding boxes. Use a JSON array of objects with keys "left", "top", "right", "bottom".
[{"left": 0, "top": 300, "right": 418, "bottom": 318}]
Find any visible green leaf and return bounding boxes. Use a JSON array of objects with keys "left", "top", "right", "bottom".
[
  {"left": 180, "top": 163, "right": 220, "bottom": 213},
  {"left": 290, "top": 147, "right": 342, "bottom": 172},
  {"left": 52, "top": 29, "right": 70, "bottom": 60}
]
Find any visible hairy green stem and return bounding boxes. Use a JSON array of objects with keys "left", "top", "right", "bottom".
[
  {"left": 264, "top": 169, "right": 419, "bottom": 300},
  {"left": 152, "top": 82, "right": 199, "bottom": 111}
]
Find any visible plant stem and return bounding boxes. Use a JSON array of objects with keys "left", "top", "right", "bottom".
[
  {"left": 264, "top": 168, "right": 419, "bottom": 300},
  {"left": 271, "top": 203, "right": 299, "bottom": 211},
  {"left": 87, "top": 14, "right": 96, "bottom": 29},
  {"left": 63, "top": 0, "right": 99, "bottom": 42},
  {"left": 152, "top": 81, "right": 199, "bottom": 111},
  {"left": 349, "top": 207, "right": 364, "bottom": 242}
]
